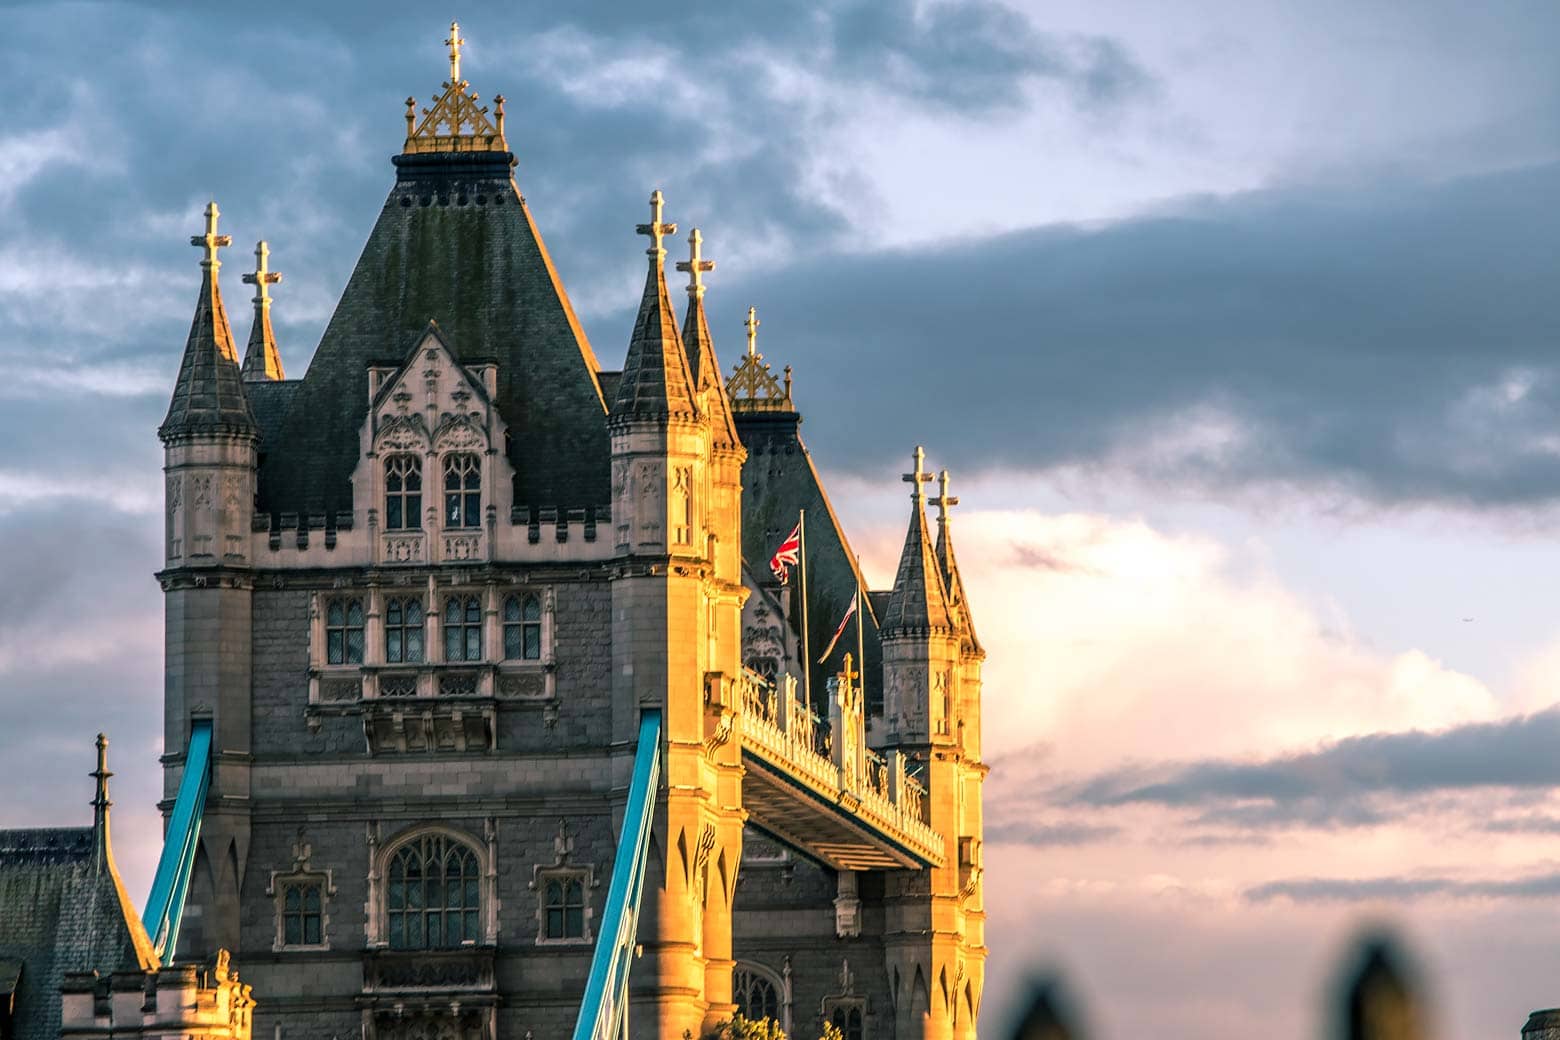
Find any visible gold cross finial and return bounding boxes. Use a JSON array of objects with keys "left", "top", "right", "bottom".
[
  {"left": 242, "top": 240, "right": 283, "bottom": 308},
  {"left": 901, "top": 445, "right": 932, "bottom": 501},
  {"left": 190, "top": 201, "right": 231, "bottom": 270},
  {"left": 635, "top": 189, "right": 677, "bottom": 259},
  {"left": 838, "top": 651, "right": 860, "bottom": 691},
  {"left": 676, "top": 228, "right": 716, "bottom": 299},
  {"left": 446, "top": 21, "right": 465, "bottom": 82},
  {"left": 932, "top": 468, "right": 959, "bottom": 525},
  {"left": 745, "top": 306, "right": 760, "bottom": 357}
]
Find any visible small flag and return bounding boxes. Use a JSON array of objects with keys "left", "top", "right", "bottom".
[
  {"left": 817, "top": 593, "right": 858, "bottom": 663},
  {"left": 769, "top": 523, "right": 801, "bottom": 584}
]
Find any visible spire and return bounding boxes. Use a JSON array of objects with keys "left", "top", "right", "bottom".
[
  {"left": 240, "top": 240, "right": 285, "bottom": 381},
  {"left": 881, "top": 446, "right": 951, "bottom": 638},
  {"left": 726, "top": 306, "right": 796, "bottom": 413},
  {"left": 676, "top": 228, "right": 741, "bottom": 451},
  {"left": 403, "top": 22, "right": 507, "bottom": 154},
  {"left": 932, "top": 468, "right": 982, "bottom": 653},
  {"left": 160, "top": 202, "right": 257, "bottom": 442},
  {"left": 612, "top": 190, "right": 698, "bottom": 424},
  {"left": 90, "top": 732, "right": 112, "bottom": 874}
]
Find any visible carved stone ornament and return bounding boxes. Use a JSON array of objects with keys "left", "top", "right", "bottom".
[{"left": 377, "top": 412, "right": 429, "bottom": 452}]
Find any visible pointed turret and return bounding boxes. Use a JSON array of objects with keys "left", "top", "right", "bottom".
[
  {"left": 932, "top": 468, "right": 982, "bottom": 654},
  {"left": 611, "top": 190, "right": 698, "bottom": 424},
  {"left": 881, "top": 446, "right": 951, "bottom": 638},
  {"left": 676, "top": 227, "right": 741, "bottom": 451},
  {"left": 240, "top": 240, "right": 285, "bottom": 381},
  {"left": 87, "top": 732, "right": 161, "bottom": 970},
  {"left": 159, "top": 202, "right": 256, "bottom": 441}
]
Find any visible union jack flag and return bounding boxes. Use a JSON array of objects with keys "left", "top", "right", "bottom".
[
  {"left": 769, "top": 522, "right": 801, "bottom": 584},
  {"left": 817, "top": 592, "right": 858, "bottom": 663}
]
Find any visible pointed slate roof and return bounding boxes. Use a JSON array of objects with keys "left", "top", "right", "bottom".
[
  {"left": 612, "top": 192, "right": 698, "bottom": 425},
  {"left": 159, "top": 203, "right": 256, "bottom": 442},
  {"left": 676, "top": 230, "right": 740, "bottom": 451},
  {"left": 881, "top": 448, "right": 952, "bottom": 639},
  {"left": 934, "top": 472, "right": 983, "bottom": 654},
  {"left": 0, "top": 738, "right": 158, "bottom": 1040},
  {"left": 240, "top": 241, "right": 285, "bottom": 381},
  {"left": 257, "top": 149, "right": 611, "bottom": 515}
]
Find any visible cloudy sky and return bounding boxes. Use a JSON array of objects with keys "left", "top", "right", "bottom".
[{"left": 6, "top": 1, "right": 1560, "bottom": 1036}]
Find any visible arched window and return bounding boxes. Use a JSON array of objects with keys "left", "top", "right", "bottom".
[
  {"left": 503, "top": 594, "right": 542, "bottom": 660},
  {"left": 444, "top": 595, "right": 483, "bottom": 662},
  {"left": 443, "top": 454, "right": 481, "bottom": 528},
  {"left": 386, "top": 833, "right": 481, "bottom": 949},
  {"left": 733, "top": 964, "right": 782, "bottom": 1024},
  {"left": 384, "top": 455, "right": 422, "bottom": 530},
  {"left": 542, "top": 875, "right": 586, "bottom": 939},
  {"left": 326, "top": 598, "right": 364, "bottom": 665},
  {"left": 829, "top": 1003, "right": 864, "bottom": 1040},
  {"left": 385, "top": 597, "right": 424, "bottom": 663}
]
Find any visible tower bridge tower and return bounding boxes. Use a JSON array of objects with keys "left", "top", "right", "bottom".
[{"left": 156, "top": 25, "right": 986, "bottom": 1040}]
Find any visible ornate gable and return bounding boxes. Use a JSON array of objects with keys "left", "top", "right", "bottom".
[{"left": 349, "top": 323, "right": 515, "bottom": 565}]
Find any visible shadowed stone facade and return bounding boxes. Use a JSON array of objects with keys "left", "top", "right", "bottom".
[{"left": 157, "top": 27, "right": 985, "bottom": 1040}]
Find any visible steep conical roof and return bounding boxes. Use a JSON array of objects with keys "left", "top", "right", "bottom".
[
  {"left": 933, "top": 470, "right": 982, "bottom": 654},
  {"left": 611, "top": 191, "right": 698, "bottom": 424},
  {"left": 159, "top": 202, "right": 256, "bottom": 442},
  {"left": 240, "top": 241, "right": 285, "bottom": 381},
  {"left": 676, "top": 229, "right": 741, "bottom": 451},
  {"left": 881, "top": 447, "right": 952, "bottom": 638}
]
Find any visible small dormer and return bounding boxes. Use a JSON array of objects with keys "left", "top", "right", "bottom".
[{"left": 350, "top": 323, "right": 514, "bottom": 565}]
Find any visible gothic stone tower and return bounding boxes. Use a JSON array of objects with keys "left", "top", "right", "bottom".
[{"left": 158, "top": 26, "right": 985, "bottom": 1040}]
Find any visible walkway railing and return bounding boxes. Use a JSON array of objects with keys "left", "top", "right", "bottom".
[{"left": 736, "top": 670, "right": 942, "bottom": 862}]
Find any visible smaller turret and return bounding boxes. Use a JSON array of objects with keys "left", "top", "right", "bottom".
[
  {"left": 239, "top": 241, "right": 285, "bottom": 381},
  {"left": 160, "top": 202, "right": 258, "bottom": 569}
]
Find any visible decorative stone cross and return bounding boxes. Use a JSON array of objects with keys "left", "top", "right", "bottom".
[
  {"left": 902, "top": 445, "right": 932, "bottom": 501},
  {"left": 745, "top": 306, "right": 760, "bottom": 357},
  {"left": 635, "top": 189, "right": 677, "bottom": 259},
  {"left": 190, "top": 201, "right": 231, "bottom": 269},
  {"left": 676, "top": 228, "right": 715, "bottom": 298},
  {"left": 931, "top": 468, "right": 959, "bottom": 525},
  {"left": 242, "top": 241, "right": 282, "bottom": 308},
  {"left": 445, "top": 21, "right": 465, "bottom": 82}
]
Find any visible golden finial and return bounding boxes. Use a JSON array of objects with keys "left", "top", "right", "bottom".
[
  {"left": 446, "top": 21, "right": 466, "bottom": 83},
  {"left": 838, "top": 652, "right": 860, "bottom": 692},
  {"left": 403, "top": 24, "right": 507, "bottom": 155},
  {"left": 676, "top": 228, "right": 715, "bottom": 298},
  {"left": 745, "top": 306, "right": 760, "bottom": 357},
  {"left": 635, "top": 189, "right": 677, "bottom": 260},
  {"left": 902, "top": 446, "right": 932, "bottom": 502},
  {"left": 190, "top": 201, "right": 231, "bottom": 270},
  {"left": 932, "top": 468, "right": 959, "bottom": 525},
  {"left": 242, "top": 241, "right": 282, "bottom": 308}
]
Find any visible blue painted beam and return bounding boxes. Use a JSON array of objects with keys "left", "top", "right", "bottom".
[
  {"left": 142, "top": 719, "right": 213, "bottom": 964},
  {"left": 573, "top": 710, "right": 663, "bottom": 1040}
]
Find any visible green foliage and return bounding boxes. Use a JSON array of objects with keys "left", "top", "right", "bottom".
[{"left": 705, "top": 1014, "right": 787, "bottom": 1040}]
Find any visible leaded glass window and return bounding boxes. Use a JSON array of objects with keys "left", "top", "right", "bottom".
[
  {"left": 829, "top": 1003, "right": 864, "bottom": 1040},
  {"left": 542, "top": 874, "right": 586, "bottom": 939},
  {"left": 281, "top": 881, "right": 324, "bottom": 946},
  {"left": 386, "top": 833, "right": 481, "bottom": 950},
  {"left": 503, "top": 594, "right": 542, "bottom": 660},
  {"left": 443, "top": 453, "right": 481, "bottom": 528},
  {"left": 385, "top": 455, "right": 423, "bottom": 530},
  {"left": 326, "top": 598, "right": 364, "bottom": 665},
  {"left": 733, "top": 965, "right": 781, "bottom": 1023},
  {"left": 385, "top": 597, "right": 425, "bottom": 664},
  {"left": 444, "top": 595, "right": 483, "bottom": 662}
]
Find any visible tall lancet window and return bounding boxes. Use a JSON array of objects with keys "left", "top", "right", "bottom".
[
  {"left": 444, "top": 595, "right": 483, "bottom": 662},
  {"left": 326, "top": 598, "right": 365, "bottom": 665},
  {"left": 385, "top": 455, "right": 423, "bottom": 530},
  {"left": 386, "top": 833, "right": 481, "bottom": 949},
  {"left": 385, "top": 597, "right": 425, "bottom": 664},
  {"left": 503, "top": 594, "right": 542, "bottom": 660},
  {"left": 443, "top": 454, "right": 481, "bottom": 528}
]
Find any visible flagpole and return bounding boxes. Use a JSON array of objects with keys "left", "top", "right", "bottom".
[
  {"left": 799, "top": 508, "right": 811, "bottom": 711},
  {"left": 855, "top": 554, "right": 866, "bottom": 702}
]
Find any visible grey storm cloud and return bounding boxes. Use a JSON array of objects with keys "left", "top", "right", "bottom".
[
  {"left": 1246, "top": 871, "right": 1560, "bottom": 904},
  {"left": 984, "top": 820, "right": 1121, "bottom": 847},
  {"left": 1064, "top": 707, "right": 1560, "bottom": 827}
]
